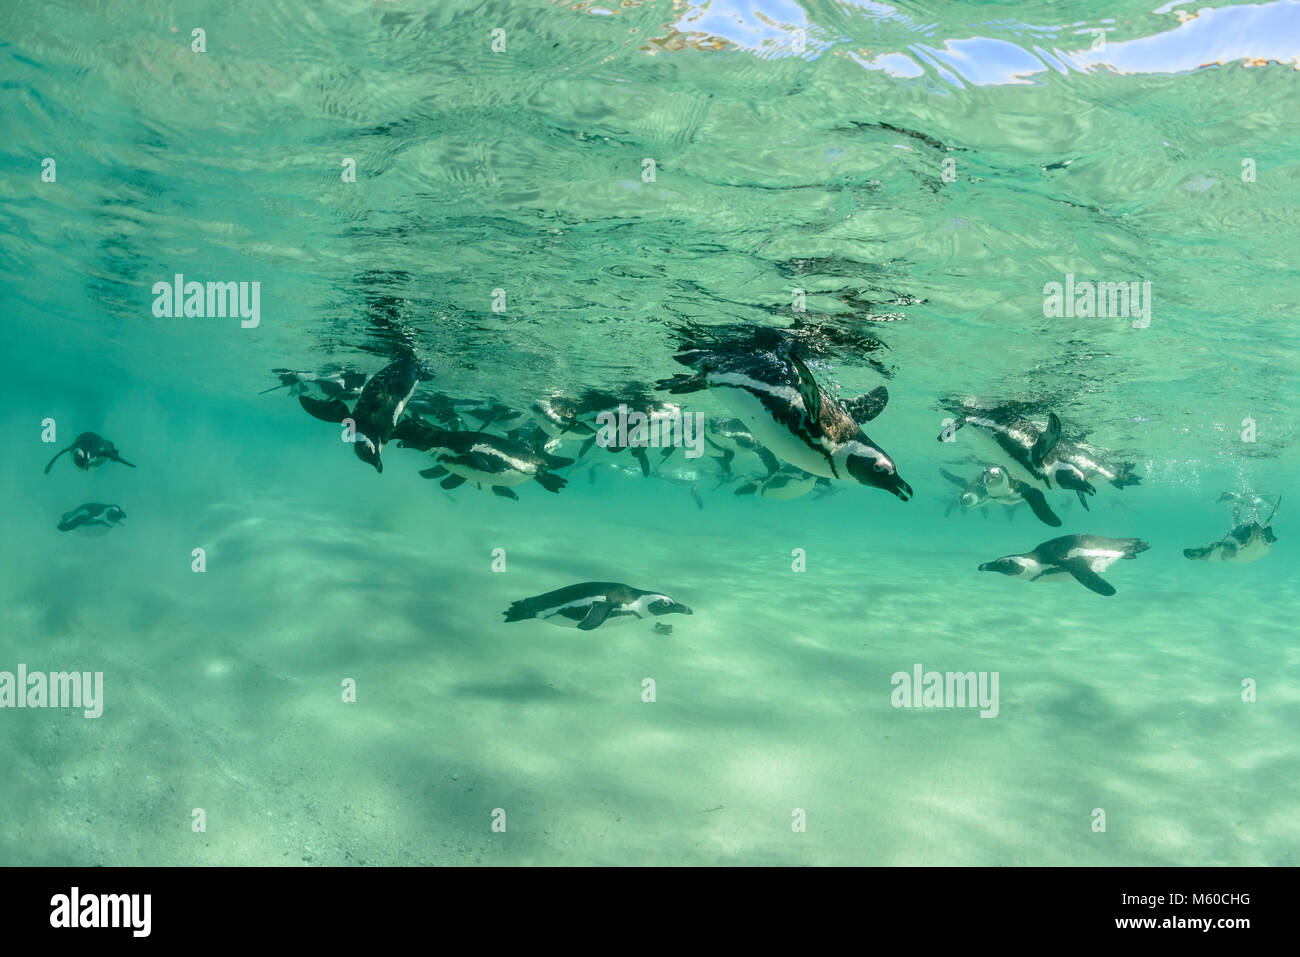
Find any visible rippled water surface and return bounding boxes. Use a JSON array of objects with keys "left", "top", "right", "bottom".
[{"left": 1, "top": 0, "right": 1298, "bottom": 865}]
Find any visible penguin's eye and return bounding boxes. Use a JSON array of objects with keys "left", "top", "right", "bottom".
[{"left": 873, "top": 462, "right": 889, "bottom": 473}]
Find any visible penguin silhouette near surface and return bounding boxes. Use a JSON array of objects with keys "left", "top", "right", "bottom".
[
  {"left": 940, "top": 408, "right": 1096, "bottom": 508},
  {"left": 45, "top": 432, "right": 135, "bottom": 474},
  {"left": 399, "top": 424, "right": 573, "bottom": 499}
]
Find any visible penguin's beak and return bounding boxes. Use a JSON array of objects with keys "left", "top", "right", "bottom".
[{"left": 978, "top": 563, "right": 991, "bottom": 572}]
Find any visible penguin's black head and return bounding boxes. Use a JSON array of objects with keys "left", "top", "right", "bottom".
[
  {"left": 354, "top": 435, "right": 383, "bottom": 473},
  {"left": 846, "top": 451, "right": 912, "bottom": 502},
  {"left": 74, "top": 448, "right": 90, "bottom": 469},
  {"left": 106, "top": 506, "right": 126, "bottom": 524},
  {"left": 647, "top": 596, "right": 692, "bottom": 618},
  {"left": 1053, "top": 467, "right": 1095, "bottom": 497},
  {"left": 978, "top": 558, "right": 1020, "bottom": 577}
]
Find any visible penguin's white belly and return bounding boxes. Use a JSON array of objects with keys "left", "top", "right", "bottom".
[
  {"left": 540, "top": 598, "right": 635, "bottom": 628},
  {"left": 1219, "top": 540, "right": 1269, "bottom": 564},
  {"left": 710, "top": 383, "right": 835, "bottom": 479},
  {"left": 1064, "top": 547, "right": 1123, "bottom": 573},
  {"left": 436, "top": 450, "right": 535, "bottom": 486}
]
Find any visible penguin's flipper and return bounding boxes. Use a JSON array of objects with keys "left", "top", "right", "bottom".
[
  {"left": 316, "top": 379, "right": 345, "bottom": 399},
  {"left": 534, "top": 471, "right": 566, "bottom": 493},
  {"left": 788, "top": 354, "right": 822, "bottom": 424},
  {"left": 1062, "top": 559, "right": 1116, "bottom": 597},
  {"left": 440, "top": 474, "right": 467, "bottom": 490},
  {"left": 1076, "top": 488, "right": 1091, "bottom": 511},
  {"left": 577, "top": 601, "right": 616, "bottom": 631},
  {"left": 44, "top": 446, "right": 72, "bottom": 474},
  {"left": 108, "top": 451, "right": 136, "bottom": 468},
  {"left": 735, "top": 483, "right": 758, "bottom": 496},
  {"left": 540, "top": 452, "right": 575, "bottom": 470},
  {"left": 691, "top": 487, "right": 704, "bottom": 510},
  {"left": 938, "top": 468, "right": 970, "bottom": 489},
  {"left": 492, "top": 486, "right": 519, "bottom": 500},
  {"left": 715, "top": 448, "right": 735, "bottom": 475},
  {"left": 419, "top": 466, "right": 450, "bottom": 479},
  {"left": 656, "top": 373, "right": 706, "bottom": 395},
  {"left": 660, "top": 446, "right": 675, "bottom": 461},
  {"left": 631, "top": 447, "right": 651, "bottom": 477},
  {"left": 844, "top": 386, "right": 889, "bottom": 423},
  {"left": 579, "top": 434, "right": 599, "bottom": 459},
  {"left": 1017, "top": 484, "right": 1062, "bottom": 527},
  {"left": 299, "top": 395, "right": 351, "bottom": 424},
  {"left": 1183, "top": 545, "right": 1214, "bottom": 561},
  {"left": 756, "top": 446, "right": 781, "bottom": 477},
  {"left": 1030, "top": 413, "right": 1062, "bottom": 468}
]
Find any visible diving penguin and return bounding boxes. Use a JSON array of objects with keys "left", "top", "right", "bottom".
[
  {"left": 504, "top": 582, "right": 693, "bottom": 631},
  {"left": 44, "top": 432, "right": 135, "bottom": 474},
  {"left": 1185, "top": 498, "right": 1279, "bottom": 563},
  {"left": 979, "top": 534, "right": 1149, "bottom": 596},
  {"left": 57, "top": 503, "right": 126, "bottom": 535},
  {"left": 1184, "top": 523, "right": 1276, "bottom": 564},
  {"left": 298, "top": 354, "right": 433, "bottom": 472},
  {"left": 973, "top": 464, "right": 1062, "bottom": 526},
  {"left": 400, "top": 425, "right": 573, "bottom": 498},
  {"left": 657, "top": 345, "right": 911, "bottom": 500},
  {"left": 940, "top": 410, "right": 1096, "bottom": 507}
]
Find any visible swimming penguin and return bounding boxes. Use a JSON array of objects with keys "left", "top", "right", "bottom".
[
  {"left": 503, "top": 582, "right": 693, "bottom": 630},
  {"left": 261, "top": 367, "right": 367, "bottom": 399},
  {"left": 57, "top": 503, "right": 126, "bottom": 535},
  {"left": 1186, "top": 497, "right": 1279, "bottom": 563},
  {"left": 941, "top": 411, "right": 1096, "bottom": 507},
  {"left": 1052, "top": 440, "right": 1142, "bottom": 489},
  {"left": 400, "top": 426, "right": 573, "bottom": 498},
  {"left": 658, "top": 346, "right": 912, "bottom": 500},
  {"left": 44, "top": 432, "right": 136, "bottom": 474},
  {"left": 735, "top": 466, "right": 820, "bottom": 501},
  {"left": 704, "top": 418, "right": 781, "bottom": 477},
  {"left": 975, "top": 464, "right": 1062, "bottom": 526},
  {"left": 413, "top": 395, "right": 525, "bottom": 431},
  {"left": 1184, "top": 523, "right": 1276, "bottom": 564},
  {"left": 531, "top": 394, "right": 596, "bottom": 440},
  {"left": 979, "top": 534, "right": 1149, "bottom": 596},
  {"left": 298, "top": 354, "right": 432, "bottom": 472},
  {"left": 649, "top": 462, "right": 718, "bottom": 510}
]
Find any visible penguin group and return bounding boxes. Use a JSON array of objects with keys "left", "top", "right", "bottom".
[
  {"left": 44, "top": 431, "right": 134, "bottom": 536},
  {"left": 267, "top": 333, "right": 1279, "bottom": 621}
]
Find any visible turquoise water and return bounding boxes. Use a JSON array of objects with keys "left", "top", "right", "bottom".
[{"left": 2, "top": 0, "right": 1298, "bottom": 865}]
